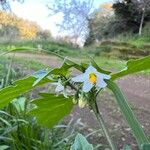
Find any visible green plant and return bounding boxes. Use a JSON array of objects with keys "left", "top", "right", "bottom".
[
  {"left": 0, "top": 49, "right": 150, "bottom": 149},
  {"left": 0, "top": 97, "right": 81, "bottom": 150},
  {"left": 1, "top": 53, "right": 98, "bottom": 149},
  {"left": 0, "top": 39, "right": 81, "bottom": 57}
]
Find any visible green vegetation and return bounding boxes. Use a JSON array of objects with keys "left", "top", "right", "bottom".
[
  {"left": 0, "top": 97, "right": 82, "bottom": 150},
  {"left": 0, "top": 34, "right": 149, "bottom": 150},
  {"left": 85, "top": 24, "right": 150, "bottom": 60},
  {"left": 0, "top": 55, "right": 82, "bottom": 150},
  {"left": 0, "top": 39, "right": 83, "bottom": 57},
  {"left": 0, "top": 52, "right": 150, "bottom": 150},
  {"left": 0, "top": 55, "right": 45, "bottom": 77},
  {"left": 0, "top": 1, "right": 150, "bottom": 149}
]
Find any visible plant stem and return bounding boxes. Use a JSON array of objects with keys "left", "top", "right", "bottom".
[
  {"left": 5, "top": 53, "right": 15, "bottom": 87},
  {"left": 91, "top": 100, "right": 116, "bottom": 150}
]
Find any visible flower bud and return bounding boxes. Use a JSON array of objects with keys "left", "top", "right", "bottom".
[
  {"left": 72, "top": 98, "right": 78, "bottom": 104},
  {"left": 78, "top": 98, "right": 87, "bottom": 108}
]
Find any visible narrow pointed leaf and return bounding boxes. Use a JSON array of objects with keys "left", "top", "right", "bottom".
[
  {"left": 107, "top": 81, "right": 149, "bottom": 149},
  {"left": 112, "top": 55, "right": 150, "bottom": 80},
  {"left": 33, "top": 62, "right": 77, "bottom": 85},
  {"left": 32, "top": 68, "right": 51, "bottom": 86},
  {"left": 0, "top": 145, "right": 9, "bottom": 150},
  {"left": 90, "top": 57, "right": 111, "bottom": 74},
  {"left": 47, "top": 51, "right": 85, "bottom": 72},
  {"left": 50, "top": 62, "right": 74, "bottom": 76},
  {"left": 0, "top": 76, "right": 50, "bottom": 109},
  {"left": 0, "top": 47, "right": 37, "bottom": 56}
]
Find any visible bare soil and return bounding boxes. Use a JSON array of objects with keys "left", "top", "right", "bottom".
[{"left": 9, "top": 52, "right": 150, "bottom": 150}]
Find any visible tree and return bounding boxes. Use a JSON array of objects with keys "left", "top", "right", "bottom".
[
  {"left": 0, "top": 0, "right": 24, "bottom": 11},
  {"left": 113, "top": 0, "right": 150, "bottom": 35},
  {"left": 0, "top": 0, "right": 11, "bottom": 11},
  {"left": 36, "top": 30, "right": 52, "bottom": 40},
  {"left": 0, "top": 25, "right": 19, "bottom": 42},
  {"left": 84, "top": 3, "right": 113, "bottom": 45},
  {"left": 85, "top": 0, "right": 150, "bottom": 45},
  {"left": 47, "top": 0, "right": 94, "bottom": 45},
  {"left": 0, "top": 11, "right": 42, "bottom": 39}
]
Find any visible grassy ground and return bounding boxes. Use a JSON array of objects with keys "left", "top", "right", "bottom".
[
  {"left": 0, "top": 55, "right": 45, "bottom": 71},
  {"left": 0, "top": 35, "right": 149, "bottom": 60},
  {"left": 0, "top": 55, "right": 46, "bottom": 87}
]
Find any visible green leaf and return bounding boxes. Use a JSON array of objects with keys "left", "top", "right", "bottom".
[
  {"left": 47, "top": 51, "right": 85, "bottom": 72},
  {"left": 0, "top": 117, "right": 11, "bottom": 127},
  {"left": 11, "top": 97, "right": 26, "bottom": 112},
  {"left": 0, "top": 76, "right": 50, "bottom": 109},
  {"left": 33, "top": 62, "right": 76, "bottom": 86},
  {"left": 0, "top": 47, "right": 81, "bottom": 74},
  {"left": 50, "top": 62, "right": 74, "bottom": 76},
  {"left": 141, "top": 144, "right": 150, "bottom": 150},
  {"left": 31, "top": 62, "right": 73, "bottom": 87},
  {"left": 0, "top": 145, "right": 9, "bottom": 150},
  {"left": 29, "top": 93, "right": 73, "bottom": 128},
  {"left": 71, "top": 133, "right": 93, "bottom": 150},
  {"left": 111, "top": 55, "right": 150, "bottom": 80},
  {"left": 32, "top": 68, "right": 51, "bottom": 86},
  {"left": 123, "top": 145, "right": 132, "bottom": 150},
  {"left": 90, "top": 57, "right": 111, "bottom": 74},
  {"left": 0, "top": 47, "right": 37, "bottom": 56},
  {"left": 107, "top": 81, "right": 149, "bottom": 149}
]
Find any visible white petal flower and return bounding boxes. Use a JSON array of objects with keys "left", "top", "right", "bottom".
[
  {"left": 72, "top": 65, "right": 111, "bottom": 93},
  {"left": 71, "top": 74, "right": 87, "bottom": 82},
  {"left": 51, "top": 79, "right": 63, "bottom": 92},
  {"left": 55, "top": 83, "right": 64, "bottom": 93},
  {"left": 82, "top": 81, "right": 93, "bottom": 93},
  {"left": 52, "top": 79, "right": 68, "bottom": 97}
]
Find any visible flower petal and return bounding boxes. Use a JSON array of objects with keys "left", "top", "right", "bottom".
[
  {"left": 85, "top": 65, "right": 97, "bottom": 74},
  {"left": 96, "top": 73, "right": 110, "bottom": 88},
  {"left": 96, "top": 79, "right": 107, "bottom": 88},
  {"left": 97, "top": 72, "right": 111, "bottom": 79},
  {"left": 72, "top": 74, "right": 86, "bottom": 82},
  {"left": 82, "top": 81, "right": 93, "bottom": 92},
  {"left": 55, "top": 84, "right": 64, "bottom": 92},
  {"left": 51, "top": 82, "right": 58, "bottom": 86},
  {"left": 63, "top": 89, "right": 68, "bottom": 98}
]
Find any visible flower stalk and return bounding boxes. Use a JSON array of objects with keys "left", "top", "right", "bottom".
[{"left": 91, "top": 100, "right": 116, "bottom": 150}]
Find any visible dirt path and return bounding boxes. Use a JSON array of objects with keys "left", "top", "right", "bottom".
[
  {"left": 8, "top": 52, "right": 150, "bottom": 149},
  {"left": 118, "top": 75, "right": 150, "bottom": 111}
]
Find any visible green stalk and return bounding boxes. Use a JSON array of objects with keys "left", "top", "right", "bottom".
[
  {"left": 91, "top": 100, "right": 116, "bottom": 150},
  {"left": 5, "top": 53, "right": 15, "bottom": 87},
  {"left": 107, "top": 80, "right": 149, "bottom": 149}
]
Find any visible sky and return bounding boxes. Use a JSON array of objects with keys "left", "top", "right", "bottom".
[{"left": 10, "top": 0, "right": 112, "bottom": 37}]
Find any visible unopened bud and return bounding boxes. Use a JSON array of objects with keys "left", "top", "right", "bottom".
[
  {"left": 78, "top": 98, "right": 87, "bottom": 108},
  {"left": 72, "top": 98, "right": 78, "bottom": 104}
]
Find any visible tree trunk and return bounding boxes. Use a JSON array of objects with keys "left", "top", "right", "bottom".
[{"left": 139, "top": 8, "right": 145, "bottom": 36}]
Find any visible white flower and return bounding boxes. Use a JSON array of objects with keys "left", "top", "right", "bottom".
[
  {"left": 52, "top": 79, "right": 68, "bottom": 97},
  {"left": 54, "top": 80, "right": 64, "bottom": 93},
  {"left": 72, "top": 65, "right": 111, "bottom": 93}
]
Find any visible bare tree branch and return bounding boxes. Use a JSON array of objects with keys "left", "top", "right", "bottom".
[{"left": 47, "top": 0, "right": 95, "bottom": 45}]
